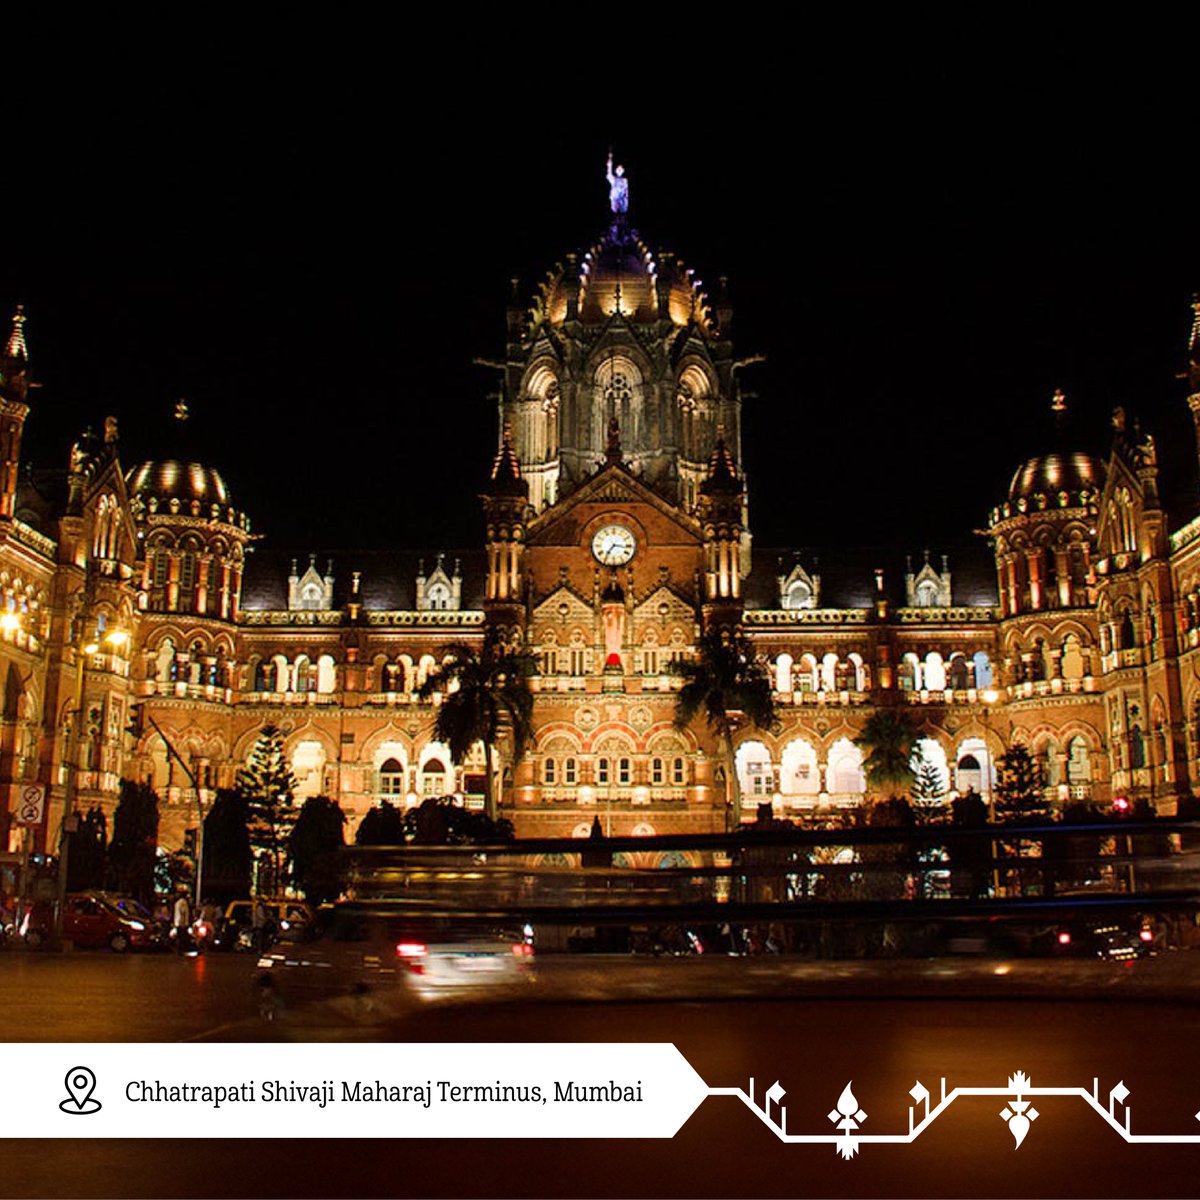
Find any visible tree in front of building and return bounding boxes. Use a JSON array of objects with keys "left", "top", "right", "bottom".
[
  {"left": 417, "top": 633, "right": 536, "bottom": 821},
  {"left": 403, "top": 796, "right": 514, "bottom": 845},
  {"left": 855, "top": 710, "right": 920, "bottom": 801},
  {"left": 67, "top": 806, "right": 107, "bottom": 892},
  {"left": 201, "top": 789, "right": 253, "bottom": 903},
  {"left": 235, "top": 725, "right": 297, "bottom": 895},
  {"left": 106, "top": 780, "right": 160, "bottom": 905},
  {"left": 671, "top": 629, "right": 776, "bottom": 832},
  {"left": 287, "top": 795, "right": 346, "bottom": 904},
  {"left": 355, "top": 801, "right": 407, "bottom": 846},
  {"left": 910, "top": 754, "right": 949, "bottom": 824},
  {"left": 994, "top": 743, "right": 1047, "bottom": 823}
]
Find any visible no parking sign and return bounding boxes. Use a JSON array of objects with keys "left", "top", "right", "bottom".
[{"left": 13, "top": 783, "right": 45, "bottom": 826}]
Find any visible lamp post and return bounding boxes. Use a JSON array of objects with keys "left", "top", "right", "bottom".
[{"left": 54, "top": 624, "right": 127, "bottom": 946}]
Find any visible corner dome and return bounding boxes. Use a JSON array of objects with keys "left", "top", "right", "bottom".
[
  {"left": 1008, "top": 451, "right": 1102, "bottom": 507},
  {"left": 128, "top": 460, "right": 231, "bottom": 505},
  {"left": 531, "top": 224, "right": 711, "bottom": 331}
]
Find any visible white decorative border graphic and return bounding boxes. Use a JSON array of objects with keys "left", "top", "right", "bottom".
[{"left": 708, "top": 1073, "right": 1200, "bottom": 1159}]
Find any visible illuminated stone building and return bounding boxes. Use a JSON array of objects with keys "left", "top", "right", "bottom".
[{"left": 3, "top": 170, "right": 1200, "bottom": 861}]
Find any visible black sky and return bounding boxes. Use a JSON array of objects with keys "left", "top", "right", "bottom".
[{"left": 7, "top": 30, "right": 1199, "bottom": 562}]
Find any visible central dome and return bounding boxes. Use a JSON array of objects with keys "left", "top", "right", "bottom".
[{"left": 532, "top": 224, "right": 711, "bottom": 330}]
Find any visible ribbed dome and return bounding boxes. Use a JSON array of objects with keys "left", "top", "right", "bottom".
[
  {"left": 533, "top": 225, "right": 710, "bottom": 330},
  {"left": 1008, "top": 451, "right": 1101, "bottom": 506},
  {"left": 127, "top": 460, "right": 231, "bottom": 505}
]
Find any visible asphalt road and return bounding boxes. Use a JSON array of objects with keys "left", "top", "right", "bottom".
[{"left": 3, "top": 952, "right": 1200, "bottom": 1197}]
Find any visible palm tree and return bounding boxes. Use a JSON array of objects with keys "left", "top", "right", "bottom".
[
  {"left": 855, "top": 709, "right": 920, "bottom": 800},
  {"left": 670, "top": 629, "right": 775, "bottom": 832},
  {"left": 418, "top": 632, "right": 536, "bottom": 822}
]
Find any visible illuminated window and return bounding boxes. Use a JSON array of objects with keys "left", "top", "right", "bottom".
[
  {"left": 379, "top": 757, "right": 405, "bottom": 795},
  {"left": 179, "top": 552, "right": 196, "bottom": 594},
  {"left": 421, "top": 758, "right": 447, "bottom": 795}
]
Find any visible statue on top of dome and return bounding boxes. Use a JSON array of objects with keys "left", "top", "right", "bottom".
[{"left": 606, "top": 149, "right": 628, "bottom": 215}]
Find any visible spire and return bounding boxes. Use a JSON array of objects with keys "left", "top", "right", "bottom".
[
  {"left": 1185, "top": 295, "right": 1200, "bottom": 395},
  {"left": 487, "top": 423, "right": 527, "bottom": 496},
  {"left": 701, "top": 428, "right": 740, "bottom": 495},
  {"left": 1051, "top": 387, "right": 1067, "bottom": 414},
  {"left": 5, "top": 306, "right": 26, "bottom": 361}
]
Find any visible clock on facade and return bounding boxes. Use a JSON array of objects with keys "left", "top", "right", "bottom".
[{"left": 591, "top": 523, "right": 636, "bottom": 566}]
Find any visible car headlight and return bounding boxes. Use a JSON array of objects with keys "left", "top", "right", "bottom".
[{"left": 126, "top": 921, "right": 146, "bottom": 931}]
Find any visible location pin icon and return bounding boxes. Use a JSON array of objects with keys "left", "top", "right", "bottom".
[{"left": 61, "top": 1066, "right": 100, "bottom": 1114}]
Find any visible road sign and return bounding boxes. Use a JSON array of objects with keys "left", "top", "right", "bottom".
[{"left": 13, "top": 783, "right": 45, "bottom": 826}]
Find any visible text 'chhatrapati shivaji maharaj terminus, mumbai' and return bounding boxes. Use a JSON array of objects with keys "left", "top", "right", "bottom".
[{"left": 2, "top": 158, "right": 1199, "bottom": 859}]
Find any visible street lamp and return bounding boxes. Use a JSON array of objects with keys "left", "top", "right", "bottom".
[{"left": 54, "top": 623, "right": 128, "bottom": 945}]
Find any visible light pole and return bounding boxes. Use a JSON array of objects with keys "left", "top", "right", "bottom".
[{"left": 54, "top": 627, "right": 99, "bottom": 946}]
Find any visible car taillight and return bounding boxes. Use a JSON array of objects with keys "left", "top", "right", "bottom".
[
  {"left": 511, "top": 943, "right": 534, "bottom": 957},
  {"left": 396, "top": 942, "right": 427, "bottom": 958},
  {"left": 1057, "top": 931, "right": 1072, "bottom": 946}
]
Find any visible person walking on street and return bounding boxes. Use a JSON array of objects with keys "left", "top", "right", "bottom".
[{"left": 172, "top": 890, "right": 191, "bottom": 955}]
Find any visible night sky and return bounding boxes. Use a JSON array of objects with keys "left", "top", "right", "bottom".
[{"left": 7, "top": 34, "right": 1199, "bottom": 564}]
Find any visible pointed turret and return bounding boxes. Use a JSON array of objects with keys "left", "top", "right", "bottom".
[
  {"left": 487, "top": 424, "right": 528, "bottom": 498},
  {"left": 0, "top": 307, "right": 31, "bottom": 518}
]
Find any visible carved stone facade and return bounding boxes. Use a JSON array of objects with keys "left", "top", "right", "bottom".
[{"left": 3, "top": 193, "right": 1200, "bottom": 863}]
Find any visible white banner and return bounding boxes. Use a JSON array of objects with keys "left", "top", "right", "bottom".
[{"left": 7, "top": 1043, "right": 709, "bottom": 1139}]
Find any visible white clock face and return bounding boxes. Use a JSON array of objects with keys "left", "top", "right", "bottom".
[{"left": 592, "top": 524, "right": 636, "bottom": 566}]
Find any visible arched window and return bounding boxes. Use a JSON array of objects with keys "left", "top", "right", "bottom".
[
  {"left": 916, "top": 578, "right": 939, "bottom": 607},
  {"left": 672, "top": 757, "right": 686, "bottom": 786},
  {"left": 947, "top": 654, "right": 969, "bottom": 690},
  {"left": 379, "top": 757, "right": 405, "bottom": 796},
  {"left": 973, "top": 651, "right": 993, "bottom": 688},
  {"left": 785, "top": 580, "right": 812, "bottom": 609},
  {"left": 563, "top": 757, "right": 578, "bottom": 785},
  {"left": 618, "top": 757, "right": 632, "bottom": 785},
  {"left": 596, "top": 757, "right": 610, "bottom": 785},
  {"left": 253, "top": 660, "right": 269, "bottom": 692},
  {"left": 152, "top": 551, "right": 169, "bottom": 588},
  {"left": 543, "top": 758, "right": 556, "bottom": 785},
  {"left": 1066, "top": 737, "right": 1092, "bottom": 784},
  {"left": 1119, "top": 611, "right": 1136, "bottom": 651},
  {"left": 421, "top": 757, "right": 449, "bottom": 795},
  {"left": 651, "top": 757, "right": 664, "bottom": 785}
]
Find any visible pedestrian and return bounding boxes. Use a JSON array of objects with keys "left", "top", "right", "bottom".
[
  {"left": 172, "top": 890, "right": 191, "bottom": 954},
  {"left": 251, "top": 897, "right": 268, "bottom": 952}
]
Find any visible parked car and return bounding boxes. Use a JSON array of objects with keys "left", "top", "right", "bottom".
[
  {"left": 22, "top": 891, "right": 165, "bottom": 951},
  {"left": 254, "top": 903, "right": 534, "bottom": 1016}
]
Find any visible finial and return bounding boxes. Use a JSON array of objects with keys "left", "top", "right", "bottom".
[
  {"left": 351, "top": 570, "right": 361, "bottom": 596},
  {"left": 308, "top": 552, "right": 316, "bottom": 568},
  {"left": 1051, "top": 387, "right": 1067, "bottom": 413},
  {"left": 104, "top": 416, "right": 118, "bottom": 445},
  {"left": 5, "top": 305, "right": 27, "bottom": 360},
  {"left": 174, "top": 399, "right": 189, "bottom": 422},
  {"left": 326, "top": 559, "right": 333, "bottom": 577}
]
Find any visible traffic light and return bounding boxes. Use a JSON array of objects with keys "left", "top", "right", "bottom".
[
  {"left": 182, "top": 828, "right": 197, "bottom": 861},
  {"left": 126, "top": 702, "right": 145, "bottom": 741}
]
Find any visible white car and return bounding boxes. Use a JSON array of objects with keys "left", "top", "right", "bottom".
[{"left": 255, "top": 904, "right": 534, "bottom": 1015}]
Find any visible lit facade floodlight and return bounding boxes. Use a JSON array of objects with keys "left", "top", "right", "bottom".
[
  {"left": 104, "top": 628, "right": 129, "bottom": 647},
  {"left": 0, "top": 611, "right": 20, "bottom": 633}
]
